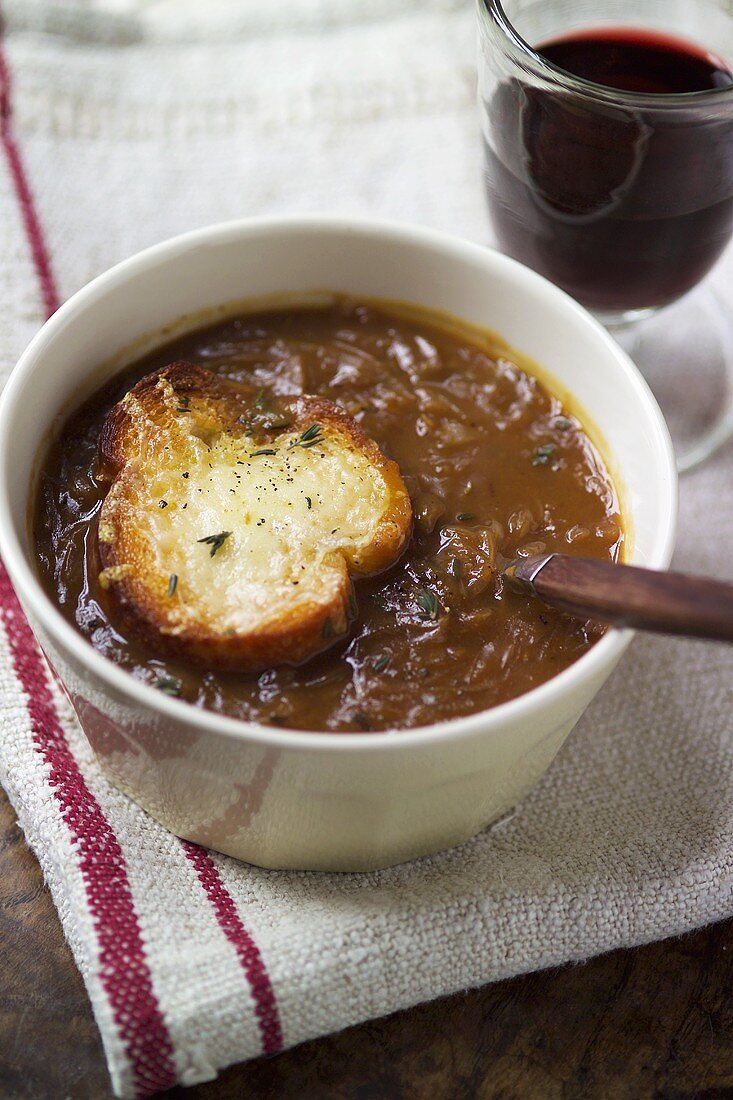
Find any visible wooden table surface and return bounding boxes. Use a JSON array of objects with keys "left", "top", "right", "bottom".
[{"left": 3, "top": 786, "right": 733, "bottom": 1100}]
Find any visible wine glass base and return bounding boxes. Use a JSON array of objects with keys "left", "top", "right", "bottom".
[{"left": 602, "top": 285, "right": 733, "bottom": 473}]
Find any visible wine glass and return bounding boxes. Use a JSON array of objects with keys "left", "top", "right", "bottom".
[{"left": 478, "top": 0, "right": 733, "bottom": 471}]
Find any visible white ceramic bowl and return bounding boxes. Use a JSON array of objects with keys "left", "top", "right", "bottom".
[{"left": 0, "top": 217, "right": 677, "bottom": 871}]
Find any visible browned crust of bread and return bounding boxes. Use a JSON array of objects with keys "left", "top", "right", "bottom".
[
  {"left": 98, "top": 361, "right": 251, "bottom": 481},
  {"left": 96, "top": 362, "right": 412, "bottom": 672},
  {"left": 104, "top": 554, "right": 355, "bottom": 673}
]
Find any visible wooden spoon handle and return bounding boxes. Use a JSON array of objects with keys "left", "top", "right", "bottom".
[{"left": 510, "top": 554, "right": 733, "bottom": 643}]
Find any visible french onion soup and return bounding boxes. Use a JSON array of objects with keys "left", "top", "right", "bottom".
[{"left": 34, "top": 297, "right": 623, "bottom": 732}]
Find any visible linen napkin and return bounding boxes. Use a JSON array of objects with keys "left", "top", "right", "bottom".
[{"left": 2, "top": 2, "right": 733, "bottom": 1096}]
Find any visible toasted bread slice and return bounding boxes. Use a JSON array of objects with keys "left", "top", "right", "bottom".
[{"left": 96, "top": 362, "right": 412, "bottom": 671}]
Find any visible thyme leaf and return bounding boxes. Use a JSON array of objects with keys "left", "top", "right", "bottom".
[
  {"left": 532, "top": 443, "right": 556, "bottom": 467},
  {"left": 155, "top": 676, "right": 181, "bottom": 697},
  {"left": 167, "top": 573, "right": 178, "bottom": 597},
  {"left": 373, "top": 654, "right": 390, "bottom": 672},
  {"left": 250, "top": 391, "right": 292, "bottom": 429},
  {"left": 197, "top": 531, "right": 231, "bottom": 557},
  {"left": 456, "top": 512, "right": 476, "bottom": 522},
  {"left": 290, "top": 423, "right": 324, "bottom": 449},
  {"left": 417, "top": 589, "right": 440, "bottom": 621},
  {"left": 250, "top": 448, "right": 277, "bottom": 457},
  {"left": 322, "top": 617, "right": 333, "bottom": 640}
]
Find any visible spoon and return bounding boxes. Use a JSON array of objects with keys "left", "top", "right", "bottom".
[{"left": 504, "top": 554, "right": 733, "bottom": 643}]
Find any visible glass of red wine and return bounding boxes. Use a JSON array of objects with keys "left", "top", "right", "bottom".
[{"left": 478, "top": 0, "right": 733, "bottom": 470}]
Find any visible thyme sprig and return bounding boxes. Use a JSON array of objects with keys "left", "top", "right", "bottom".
[
  {"left": 290, "top": 423, "right": 324, "bottom": 449},
  {"left": 197, "top": 531, "right": 231, "bottom": 557}
]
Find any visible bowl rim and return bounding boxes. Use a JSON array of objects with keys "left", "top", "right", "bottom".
[{"left": 0, "top": 214, "right": 678, "bottom": 752}]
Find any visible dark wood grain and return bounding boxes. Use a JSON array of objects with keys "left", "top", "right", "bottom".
[
  {"left": 512, "top": 554, "right": 733, "bottom": 642},
  {"left": 3, "top": 784, "right": 733, "bottom": 1100}
]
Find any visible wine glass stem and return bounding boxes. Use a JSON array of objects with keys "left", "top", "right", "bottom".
[{"left": 600, "top": 286, "right": 733, "bottom": 473}]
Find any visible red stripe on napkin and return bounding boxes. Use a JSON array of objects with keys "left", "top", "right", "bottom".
[
  {"left": 0, "top": 568, "right": 179, "bottom": 1096},
  {"left": 182, "top": 842, "right": 283, "bottom": 1054},
  {"left": 0, "top": 31, "right": 177, "bottom": 1097},
  {"left": 0, "top": 22, "right": 283, "bottom": 1081},
  {"left": 0, "top": 41, "right": 60, "bottom": 317}
]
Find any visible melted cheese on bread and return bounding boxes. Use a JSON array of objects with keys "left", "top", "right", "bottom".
[{"left": 96, "top": 362, "right": 412, "bottom": 670}]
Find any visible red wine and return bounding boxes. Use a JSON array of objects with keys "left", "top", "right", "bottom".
[
  {"left": 540, "top": 27, "right": 733, "bottom": 95},
  {"left": 484, "top": 27, "right": 733, "bottom": 314}
]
